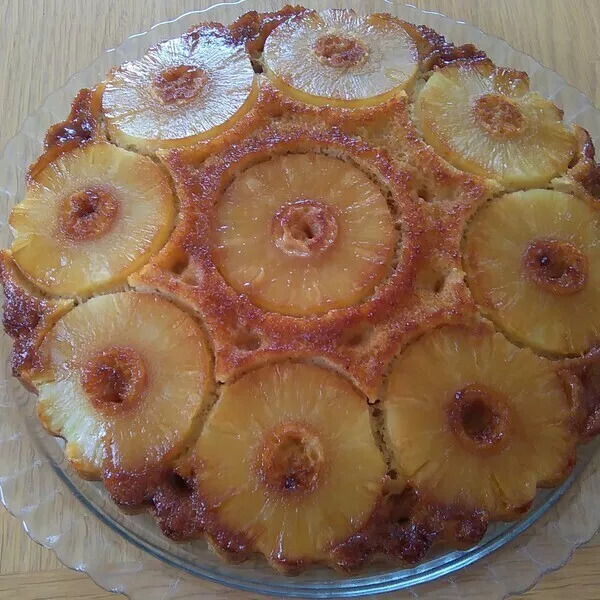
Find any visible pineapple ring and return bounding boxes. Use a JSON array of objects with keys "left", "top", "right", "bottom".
[
  {"left": 33, "top": 292, "right": 214, "bottom": 478},
  {"left": 262, "top": 9, "right": 419, "bottom": 108},
  {"left": 9, "top": 143, "right": 175, "bottom": 297},
  {"left": 383, "top": 326, "right": 575, "bottom": 518},
  {"left": 194, "top": 362, "right": 386, "bottom": 568},
  {"left": 102, "top": 25, "right": 257, "bottom": 153},
  {"left": 415, "top": 60, "right": 576, "bottom": 189},
  {"left": 213, "top": 153, "right": 397, "bottom": 316},
  {"left": 464, "top": 189, "right": 600, "bottom": 355}
]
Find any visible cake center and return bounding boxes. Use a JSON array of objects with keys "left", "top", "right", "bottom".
[
  {"left": 272, "top": 199, "right": 338, "bottom": 257},
  {"left": 449, "top": 385, "right": 511, "bottom": 452},
  {"left": 82, "top": 346, "right": 147, "bottom": 411},
  {"left": 59, "top": 187, "right": 119, "bottom": 242},
  {"left": 473, "top": 93, "right": 525, "bottom": 138},
  {"left": 153, "top": 65, "right": 206, "bottom": 104},
  {"left": 260, "top": 423, "right": 325, "bottom": 494},
  {"left": 313, "top": 34, "right": 368, "bottom": 68},
  {"left": 523, "top": 238, "right": 588, "bottom": 295}
]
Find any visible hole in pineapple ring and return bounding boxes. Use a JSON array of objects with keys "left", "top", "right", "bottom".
[
  {"left": 272, "top": 199, "right": 338, "bottom": 257},
  {"left": 523, "top": 238, "right": 588, "bottom": 295},
  {"left": 153, "top": 65, "right": 207, "bottom": 105},
  {"left": 82, "top": 346, "right": 147, "bottom": 413},
  {"left": 448, "top": 384, "right": 511, "bottom": 453},
  {"left": 259, "top": 422, "right": 325, "bottom": 495},
  {"left": 313, "top": 34, "right": 369, "bottom": 68},
  {"left": 473, "top": 93, "right": 525, "bottom": 138},
  {"left": 58, "top": 187, "right": 119, "bottom": 242}
]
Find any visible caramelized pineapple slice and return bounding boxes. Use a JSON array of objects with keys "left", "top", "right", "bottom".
[
  {"left": 262, "top": 9, "right": 418, "bottom": 108},
  {"left": 9, "top": 143, "right": 174, "bottom": 297},
  {"left": 213, "top": 153, "right": 396, "bottom": 316},
  {"left": 102, "top": 26, "right": 257, "bottom": 153},
  {"left": 195, "top": 362, "right": 385, "bottom": 569},
  {"left": 33, "top": 292, "right": 213, "bottom": 478},
  {"left": 464, "top": 190, "right": 600, "bottom": 355},
  {"left": 415, "top": 61, "right": 576, "bottom": 189},
  {"left": 384, "top": 326, "right": 575, "bottom": 518}
]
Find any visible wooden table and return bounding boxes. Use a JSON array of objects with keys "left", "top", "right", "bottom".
[{"left": 1, "top": 0, "right": 599, "bottom": 598}]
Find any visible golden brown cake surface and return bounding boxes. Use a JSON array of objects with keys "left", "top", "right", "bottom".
[{"left": 2, "top": 5, "right": 600, "bottom": 574}]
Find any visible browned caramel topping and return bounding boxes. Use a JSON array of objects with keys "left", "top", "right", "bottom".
[
  {"left": 448, "top": 384, "right": 511, "bottom": 452},
  {"left": 58, "top": 187, "right": 119, "bottom": 242},
  {"left": 583, "top": 164, "right": 600, "bottom": 199},
  {"left": 103, "top": 463, "right": 163, "bottom": 507},
  {"left": 259, "top": 422, "right": 324, "bottom": 494},
  {"left": 473, "top": 93, "right": 525, "bottom": 138},
  {"left": 313, "top": 34, "right": 368, "bottom": 68},
  {"left": 579, "top": 360, "right": 600, "bottom": 438},
  {"left": 272, "top": 199, "right": 338, "bottom": 257},
  {"left": 152, "top": 473, "right": 207, "bottom": 540},
  {"left": 82, "top": 346, "right": 147, "bottom": 412},
  {"left": 44, "top": 87, "right": 102, "bottom": 150},
  {"left": 414, "top": 24, "right": 487, "bottom": 69},
  {"left": 0, "top": 252, "right": 70, "bottom": 378},
  {"left": 332, "top": 489, "right": 488, "bottom": 569},
  {"left": 523, "top": 239, "right": 588, "bottom": 295},
  {"left": 228, "top": 5, "right": 310, "bottom": 60},
  {"left": 153, "top": 65, "right": 207, "bottom": 104}
]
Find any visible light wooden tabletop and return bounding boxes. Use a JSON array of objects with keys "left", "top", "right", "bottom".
[{"left": 1, "top": 0, "right": 599, "bottom": 598}]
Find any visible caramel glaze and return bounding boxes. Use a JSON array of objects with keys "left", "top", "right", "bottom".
[
  {"left": 555, "top": 125, "right": 600, "bottom": 202},
  {"left": 0, "top": 251, "right": 73, "bottom": 386},
  {"left": 388, "top": 19, "right": 487, "bottom": 72},
  {"left": 333, "top": 489, "right": 488, "bottom": 571},
  {"left": 559, "top": 349, "right": 600, "bottom": 440},
  {"left": 150, "top": 470, "right": 488, "bottom": 572},
  {"left": 583, "top": 164, "right": 600, "bottom": 199},
  {"left": 229, "top": 5, "right": 309, "bottom": 66},
  {"left": 103, "top": 463, "right": 166, "bottom": 509},
  {"left": 3, "top": 5, "right": 600, "bottom": 575},
  {"left": 580, "top": 359, "right": 600, "bottom": 438},
  {"left": 29, "top": 86, "right": 105, "bottom": 180},
  {"left": 151, "top": 467, "right": 250, "bottom": 558},
  {"left": 45, "top": 87, "right": 103, "bottom": 148}
]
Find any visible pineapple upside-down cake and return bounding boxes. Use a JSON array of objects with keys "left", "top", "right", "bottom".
[{"left": 2, "top": 6, "right": 600, "bottom": 574}]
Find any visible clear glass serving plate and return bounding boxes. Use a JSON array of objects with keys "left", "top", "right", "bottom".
[{"left": 1, "top": 1, "right": 599, "bottom": 598}]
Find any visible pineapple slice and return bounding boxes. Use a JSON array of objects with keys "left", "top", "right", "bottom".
[
  {"left": 415, "top": 61, "right": 576, "bottom": 189},
  {"left": 464, "top": 189, "right": 600, "bottom": 355},
  {"left": 33, "top": 292, "right": 213, "bottom": 479},
  {"left": 102, "top": 26, "right": 257, "bottom": 153},
  {"left": 9, "top": 142, "right": 175, "bottom": 297},
  {"left": 383, "top": 326, "right": 575, "bottom": 518},
  {"left": 262, "top": 9, "right": 419, "bottom": 108},
  {"left": 194, "top": 362, "right": 385, "bottom": 569},
  {"left": 213, "top": 153, "right": 396, "bottom": 316}
]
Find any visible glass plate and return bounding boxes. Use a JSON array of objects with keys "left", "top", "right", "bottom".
[{"left": 1, "top": 1, "right": 599, "bottom": 598}]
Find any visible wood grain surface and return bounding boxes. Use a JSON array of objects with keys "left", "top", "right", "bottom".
[{"left": 0, "top": 0, "right": 599, "bottom": 598}]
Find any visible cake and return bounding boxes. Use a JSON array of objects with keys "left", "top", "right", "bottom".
[{"left": 2, "top": 6, "right": 600, "bottom": 574}]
